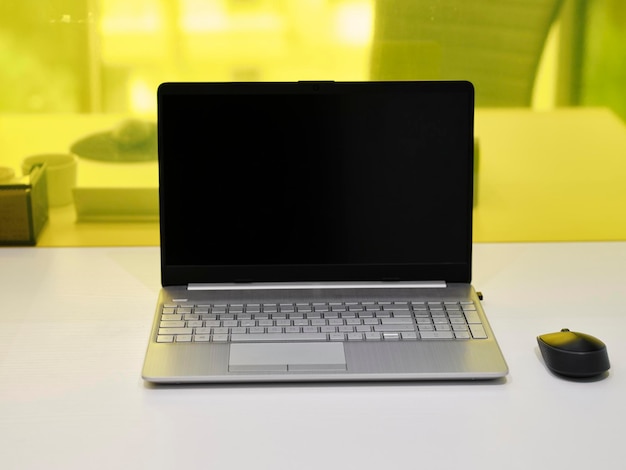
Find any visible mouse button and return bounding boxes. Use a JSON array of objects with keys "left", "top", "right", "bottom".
[
  {"left": 538, "top": 330, "right": 577, "bottom": 348},
  {"left": 539, "top": 330, "right": 604, "bottom": 353},
  {"left": 564, "top": 332, "right": 606, "bottom": 352}
]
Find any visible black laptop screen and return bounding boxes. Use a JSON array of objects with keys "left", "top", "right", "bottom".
[{"left": 158, "top": 81, "right": 474, "bottom": 285}]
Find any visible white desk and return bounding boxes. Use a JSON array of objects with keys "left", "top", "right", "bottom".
[{"left": 1, "top": 243, "right": 625, "bottom": 469}]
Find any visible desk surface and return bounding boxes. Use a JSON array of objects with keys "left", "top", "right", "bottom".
[{"left": 1, "top": 242, "right": 625, "bottom": 469}]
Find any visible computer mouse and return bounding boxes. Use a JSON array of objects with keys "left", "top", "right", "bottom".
[{"left": 537, "top": 329, "right": 610, "bottom": 378}]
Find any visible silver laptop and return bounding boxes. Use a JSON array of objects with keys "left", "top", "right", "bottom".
[{"left": 142, "top": 81, "right": 508, "bottom": 383}]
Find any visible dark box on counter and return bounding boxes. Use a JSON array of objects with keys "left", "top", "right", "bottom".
[{"left": 0, "top": 164, "right": 49, "bottom": 245}]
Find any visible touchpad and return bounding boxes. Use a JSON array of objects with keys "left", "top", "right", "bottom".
[{"left": 229, "top": 342, "right": 347, "bottom": 373}]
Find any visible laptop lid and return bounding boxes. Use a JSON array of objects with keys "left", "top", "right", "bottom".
[{"left": 157, "top": 81, "right": 474, "bottom": 287}]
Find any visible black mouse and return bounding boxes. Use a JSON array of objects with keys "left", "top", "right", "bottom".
[{"left": 537, "top": 328, "right": 610, "bottom": 378}]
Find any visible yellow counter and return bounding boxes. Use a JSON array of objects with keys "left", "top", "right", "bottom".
[
  {"left": 473, "top": 108, "right": 626, "bottom": 241},
  {"left": 1, "top": 108, "right": 626, "bottom": 246}
]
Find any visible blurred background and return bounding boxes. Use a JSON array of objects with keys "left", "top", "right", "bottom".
[
  {"left": 1, "top": 0, "right": 625, "bottom": 246},
  {"left": 0, "top": 0, "right": 623, "bottom": 118}
]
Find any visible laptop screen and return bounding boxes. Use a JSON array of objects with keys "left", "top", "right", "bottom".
[{"left": 158, "top": 81, "right": 474, "bottom": 285}]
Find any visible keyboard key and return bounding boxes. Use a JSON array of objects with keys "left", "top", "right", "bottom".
[
  {"left": 469, "top": 324, "right": 488, "bottom": 339},
  {"left": 161, "top": 314, "right": 183, "bottom": 321},
  {"left": 382, "top": 332, "right": 400, "bottom": 341},
  {"left": 464, "top": 311, "right": 481, "bottom": 324},
  {"left": 420, "top": 331, "right": 455, "bottom": 339},
  {"left": 230, "top": 333, "right": 327, "bottom": 342},
  {"left": 380, "top": 318, "right": 413, "bottom": 325},
  {"left": 374, "top": 325, "right": 415, "bottom": 332},
  {"left": 391, "top": 311, "right": 412, "bottom": 318},
  {"left": 158, "top": 327, "right": 193, "bottom": 336},
  {"left": 383, "top": 305, "right": 408, "bottom": 311}
]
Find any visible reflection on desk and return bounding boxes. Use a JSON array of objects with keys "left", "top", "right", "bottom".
[{"left": 0, "top": 242, "right": 624, "bottom": 469}]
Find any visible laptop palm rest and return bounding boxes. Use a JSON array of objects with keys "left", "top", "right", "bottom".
[{"left": 228, "top": 343, "right": 347, "bottom": 373}]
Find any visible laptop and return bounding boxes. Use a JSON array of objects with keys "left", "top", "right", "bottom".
[{"left": 142, "top": 80, "right": 508, "bottom": 383}]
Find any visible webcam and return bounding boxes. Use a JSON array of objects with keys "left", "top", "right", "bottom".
[{"left": 298, "top": 80, "right": 334, "bottom": 91}]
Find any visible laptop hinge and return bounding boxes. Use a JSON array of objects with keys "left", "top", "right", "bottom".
[{"left": 187, "top": 281, "right": 447, "bottom": 291}]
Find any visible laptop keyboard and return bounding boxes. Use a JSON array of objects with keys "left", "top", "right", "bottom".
[{"left": 155, "top": 301, "right": 488, "bottom": 343}]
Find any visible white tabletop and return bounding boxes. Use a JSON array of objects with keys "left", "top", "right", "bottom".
[{"left": 1, "top": 242, "right": 625, "bottom": 469}]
